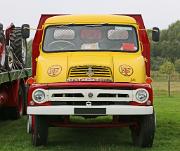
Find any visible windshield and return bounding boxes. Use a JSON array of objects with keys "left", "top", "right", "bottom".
[{"left": 43, "top": 25, "right": 138, "bottom": 52}]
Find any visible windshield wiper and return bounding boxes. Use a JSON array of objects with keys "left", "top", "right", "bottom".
[
  {"left": 55, "top": 23, "right": 109, "bottom": 28},
  {"left": 56, "top": 23, "right": 76, "bottom": 28}
]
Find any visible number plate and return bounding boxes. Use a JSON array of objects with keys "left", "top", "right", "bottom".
[{"left": 74, "top": 108, "right": 106, "bottom": 115}]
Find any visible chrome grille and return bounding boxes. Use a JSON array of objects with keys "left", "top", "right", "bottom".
[{"left": 68, "top": 66, "right": 112, "bottom": 78}]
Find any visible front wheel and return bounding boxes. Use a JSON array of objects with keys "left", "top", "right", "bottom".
[
  {"left": 130, "top": 112, "right": 156, "bottom": 148},
  {"left": 32, "top": 115, "right": 48, "bottom": 146}
]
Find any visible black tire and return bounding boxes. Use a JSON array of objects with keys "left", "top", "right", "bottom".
[
  {"left": 0, "top": 108, "right": 9, "bottom": 120},
  {"left": 10, "top": 27, "right": 26, "bottom": 68},
  {"left": 27, "top": 115, "right": 32, "bottom": 134},
  {"left": 32, "top": 115, "right": 48, "bottom": 146},
  {"left": 130, "top": 113, "right": 156, "bottom": 148},
  {"left": 5, "top": 46, "right": 14, "bottom": 71}
]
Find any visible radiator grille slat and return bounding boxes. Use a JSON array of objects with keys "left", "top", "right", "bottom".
[{"left": 68, "top": 66, "right": 112, "bottom": 78}]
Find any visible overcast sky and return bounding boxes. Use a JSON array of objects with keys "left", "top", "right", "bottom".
[{"left": 0, "top": 0, "right": 179, "bottom": 33}]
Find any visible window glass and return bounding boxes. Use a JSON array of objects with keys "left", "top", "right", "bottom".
[{"left": 43, "top": 25, "right": 138, "bottom": 52}]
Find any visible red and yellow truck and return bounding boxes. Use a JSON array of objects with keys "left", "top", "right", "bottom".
[{"left": 26, "top": 14, "right": 160, "bottom": 147}]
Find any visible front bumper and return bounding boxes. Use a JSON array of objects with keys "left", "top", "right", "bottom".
[{"left": 27, "top": 105, "right": 153, "bottom": 115}]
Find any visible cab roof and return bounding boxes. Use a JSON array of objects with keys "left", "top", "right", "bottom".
[{"left": 45, "top": 15, "right": 137, "bottom": 25}]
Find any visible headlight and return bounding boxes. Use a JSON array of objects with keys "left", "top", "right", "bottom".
[
  {"left": 135, "top": 89, "right": 149, "bottom": 103},
  {"left": 32, "top": 89, "right": 46, "bottom": 103}
]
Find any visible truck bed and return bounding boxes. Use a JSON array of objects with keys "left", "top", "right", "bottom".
[{"left": 0, "top": 68, "right": 32, "bottom": 84}]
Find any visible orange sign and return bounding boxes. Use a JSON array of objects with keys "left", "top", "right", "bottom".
[
  {"left": 119, "top": 64, "right": 133, "bottom": 76},
  {"left": 47, "top": 65, "right": 62, "bottom": 77}
]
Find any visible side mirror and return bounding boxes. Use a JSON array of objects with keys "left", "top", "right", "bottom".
[
  {"left": 0, "top": 23, "right": 3, "bottom": 31},
  {"left": 152, "top": 27, "right": 160, "bottom": 42},
  {"left": 21, "top": 24, "right": 30, "bottom": 39}
]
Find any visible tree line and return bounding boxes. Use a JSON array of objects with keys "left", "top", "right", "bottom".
[
  {"left": 149, "top": 20, "right": 180, "bottom": 73},
  {"left": 148, "top": 20, "right": 180, "bottom": 96}
]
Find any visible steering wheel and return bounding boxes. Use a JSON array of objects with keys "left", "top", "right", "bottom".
[{"left": 47, "top": 40, "right": 76, "bottom": 50}]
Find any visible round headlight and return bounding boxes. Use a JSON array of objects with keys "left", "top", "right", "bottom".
[
  {"left": 33, "top": 89, "right": 46, "bottom": 103},
  {"left": 135, "top": 89, "right": 148, "bottom": 102}
]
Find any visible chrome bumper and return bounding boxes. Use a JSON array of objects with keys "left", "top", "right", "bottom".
[{"left": 27, "top": 105, "right": 153, "bottom": 115}]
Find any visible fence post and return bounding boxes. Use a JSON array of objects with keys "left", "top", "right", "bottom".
[{"left": 168, "top": 74, "right": 171, "bottom": 96}]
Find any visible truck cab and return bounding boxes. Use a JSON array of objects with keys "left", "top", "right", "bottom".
[{"left": 27, "top": 14, "right": 160, "bottom": 147}]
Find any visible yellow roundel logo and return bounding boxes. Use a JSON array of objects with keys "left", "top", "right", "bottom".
[
  {"left": 47, "top": 65, "right": 62, "bottom": 77},
  {"left": 119, "top": 64, "right": 133, "bottom": 76}
]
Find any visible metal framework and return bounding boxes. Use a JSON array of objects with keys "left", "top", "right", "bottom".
[{"left": 0, "top": 68, "right": 31, "bottom": 84}]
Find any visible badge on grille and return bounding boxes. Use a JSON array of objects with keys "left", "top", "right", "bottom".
[
  {"left": 86, "top": 101, "right": 92, "bottom": 106},
  {"left": 86, "top": 67, "right": 94, "bottom": 77}
]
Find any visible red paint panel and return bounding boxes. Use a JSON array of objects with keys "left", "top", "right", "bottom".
[
  {"left": 126, "top": 14, "right": 150, "bottom": 77},
  {"left": 30, "top": 82, "right": 152, "bottom": 89},
  {"left": 0, "top": 42, "right": 4, "bottom": 54},
  {"left": 5, "top": 23, "right": 15, "bottom": 45},
  {"left": 32, "top": 14, "right": 67, "bottom": 76},
  {"left": 0, "top": 90, "right": 8, "bottom": 106},
  {"left": 3, "top": 80, "right": 20, "bottom": 107}
]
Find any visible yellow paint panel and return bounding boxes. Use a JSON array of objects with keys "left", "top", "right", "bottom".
[
  {"left": 36, "top": 52, "right": 146, "bottom": 84},
  {"left": 45, "top": 15, "right": 137, "bottom": 25},
  {"left": 36, "top": 54, "right": 68, "bottom": 83},
  {"left": 35, "top": 15, "right": 145, "bottom": 84},
  {"left": 113, "top": 53, "right": 146, "bottom": 83}
]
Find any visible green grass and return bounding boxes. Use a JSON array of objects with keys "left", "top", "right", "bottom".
[{"left": 0, "top": 94, "right": 180, "bottom": 151}]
